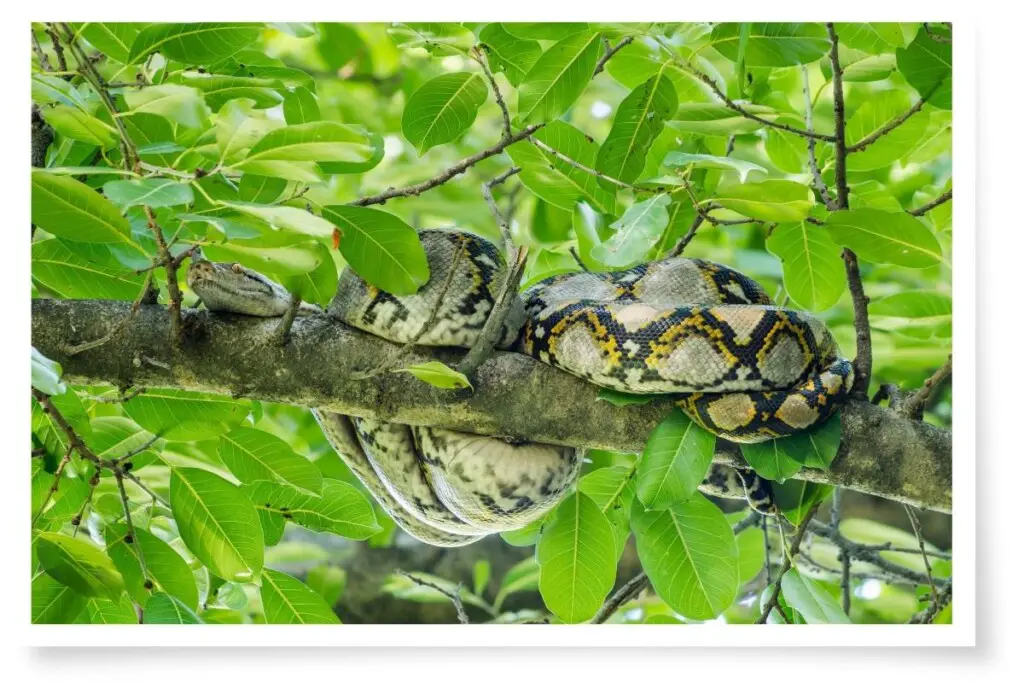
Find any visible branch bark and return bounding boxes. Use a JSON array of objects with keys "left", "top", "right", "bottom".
[{"left": 32, "top": 299, "right": 952, "bottom": 512}]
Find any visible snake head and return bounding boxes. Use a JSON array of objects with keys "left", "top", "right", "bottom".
[{"left": 186, "top": 257, "right": 292, "bottom": 317}]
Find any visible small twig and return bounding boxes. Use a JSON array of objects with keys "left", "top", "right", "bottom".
[
  {"left": 826, "top": 23, "right": 850, "bottom": 209},
  {"left": 762, "top": 514, "right": 772, "bottom": 584},
  {"left": 272, "top": 293, "right": 302, "bottom": 345},
  {"left": 757, "top": 503, "right": 822, "bottom": 624},
  {"left": 908, "top": 189, "right": 953, "bottom": 217},
  {"left": 831, "top": 490, "right": 851, "bottom": 614},
  {"left": 397, "top": 571, "right": 469, "bottom": 624},
  {"left": 802, "top": 65, "right": 837, "bottom": 210},
  {"left": 457, "top": 169, "right": 527, "bottom": 379},
  {"left": 71, "top": 467, "right": 101, "bottom": 538},
  {"left": 843, "top": 249, "right": 872, "bottom": 400},
  {"left": 902, "top": 354, "right": 952, "bottom": 419},
  {"left": 45, "top": 25, "right": 68, "bottom": 72},
  {"left": 909, "top": 583, "right": 952, "bottom": 624},
  {"left": 115, "top": 470, "right": 151, "bottom": 587},
  {"left": 591, "top": 572, "right": 650, "bottom": 624},
  {"left": 111, "top": 434, "right": 161, "bottom": 465},
  {"left": 350, "top": 125, "right": 542, "bottom": 207},
  {"left": 143, "top": 206, "right": 185, "bottom": 348},
  {"left": 904, "top": 504, "right": 939, "bottom": 613},
  {"left": 32, "top": 28, "right": 54, "bottom": 72},
  {"left": 733, "top": 508, "right": 763, "bottom": 535},
  {"left": 593, "top": 36, "right": 635, "bottom": 76},
  {"left": 668, "top": 214, "right": 704, "bottom": 257},
  {"left": 806, "top": 519, "right": 949, "bottom": 586},
  {"left": 568, "top": 247, "right": 589, "bottom": 272},
  {"left": 470, "top": 46, "right": 511, "bottom": 139},
  {"left": 122, "top": 470, "right": 170, "bottom": 508},
  {"left": 528, "top": 137, "right": 637, "bottom": 190}
]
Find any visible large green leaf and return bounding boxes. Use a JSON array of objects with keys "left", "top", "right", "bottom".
[
  {"left": 671, "top": 103, "right": 779, "bottom": 136},
  {"left": 321, "top": 205, "right": 429, "bottom": 295},
  {"left": 129, "top": 22, "right": 261, "bottom": 64},
  {"left": 506, "top": 120, "right": 617, "bottom": 214},
  {"left": 77, "top": 22, "right": 145, "bottom": 63},
  {"left": 794, "top": 413, "right": 843, "bottom": 470},
  {"left": 636, "top": 409, "right": 716, "bottom": 510},
  {"left": 781, "top": 569, "right": 852, "bottom": 623},
  {"left": 170, "top": 467, "right": 264, "bottom": 582},
  {"left": 32, "top": 571, "right": 87, "bottom": 624},
  {"left": 518, "top": 30, "right": 601, "bottom": 124},
  {"left": 32, "top": 171, "right": 132, "bottom": 244},
  {"left": 824, "top": 209, "right": 943, "bottom": 268},
  {"left": 765, "top": 221, "right": 845, "bottom": 311},
  {"left": 577, "top": 464, "right": 636, "bottom": 552},
  {"left": 896, "top": 25, "right": 952, "bottom": 110},
  {"left": 869, "top": 291, "right": 952, "bottom": 339},
  {"left": 283, "top": 87, "right": 321, "bottom": 125},
  {"left": 714, "top": 179, "right": 815, "bottom": 222},
  {"left": 143, "top": 592, "right": 204, "bottom": 624},
  {"left": 536, "top": 491, "right": 617, "bottom": 623},
  {"left": 595, "top": 70, "right": 677, "bottom": 186},
  {"left": 243, "top": 480, "right": 381, "bottom": 540},
  {"left": 260, "top": 569, "right": 342, "bottom": 624},
  {"left": 478, "top": 23, "right": 542, "bottom": 87},
  {"left": 739, "top": 437, "right": 805, "bottom": 481},
  {"left": 218, "top": 201, "right": 337, "bottom": 239},
  {"left": 212, "top": 99, "right": 285, "bottom": 167},
  {"left": 235, "top": 122, "right": 377, "bottom": 171},
  {"left": 103, "top": 178, "right": 194, "bottom": 209},
  {"left": 35, "top": 532, "right": 125, "bottom": 600},
  {"left": 41, "top": 105, "right": 118, "bottom": 149},
  {"left": 402, "top": 72, "right": 488, "bottom": 154},
  {"left": 82, "top": 416, "right": 161, "bottom": 469},
  {"left": 394, "top": 361, "right": 473, "bottom": 390},
  {"left": 834, "top": 23, "right": 909, "bottom": 54},
  {"left": 631, "top": 494, "right": 739, "bottom": 620},
  {"left": 772, "top": 479, "right": 833, "bottom": 526},
  {"left": 122, "top": 389, "right": 251, "bottom": 442},
  {"left": 123, "top": 84, "right": 210, "bottom": 128},
  {"left": 105, "top": 524, "right": 200, "bottom": 610},
  {"left": 711, "top": 23, "right": 830, "bottom": 66},
  {"left": 219, "top": 426, "right": 323, "bottom": 494},
  {"left": 590, "top": 194, "right": 671, "bottom": 268}
]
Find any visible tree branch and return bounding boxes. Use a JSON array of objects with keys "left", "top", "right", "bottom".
[
  {"left": 31, "top": 299, "right": 953, "bottom": 512},
  {"left": 593, "top": 36, "right": 635, "bottom": 76},
  {"left": 908, "top": 189, "right": 953, "bottom": 217}
]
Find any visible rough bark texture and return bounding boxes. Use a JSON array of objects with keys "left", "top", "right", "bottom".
[{"left": 32, "top": 299, "right": 953, "bottom": 512}]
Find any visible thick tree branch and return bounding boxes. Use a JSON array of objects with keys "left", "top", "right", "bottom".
[{"left": 33, "top": 299, "right": 953, "bottom": 512}]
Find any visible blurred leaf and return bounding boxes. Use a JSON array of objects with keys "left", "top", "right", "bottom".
[
  {"left": 387, "top": 23, "right": 476, "bottom": 56},
  {"left": 772, "top": 479, "right": 833, "bottom": 525},
  {"left": 31, "top": 347, "right": 66, "bottom": 396},
  {"left": 283, "top": 87, "right": 321, "bottom": 125},
  {"left": 41, "top": 105, "right": 118, "bottom": 149},
  {"left": 663, "top": 151, "right": 767, "bottom": 183},
  {"left": 869, "top": 291, "right": 952, "bottom": 339},
  {"left": 714, "top": 179, "right": 815, "bottom": 222},
  {"left": 503, "top": 23, "right": 591, "bottom": 41},
  {"left": 671, "top": 103, "right": 779, "bottom": 135},
  {"left": 591, "top": 194, "right": 671, "bottom": 268},
  {"left": 180, "top": 74, "right": 285, "bottom": 110},
  {"left": 261, "top": 569, "right": 341, "bottom": 624},
  {"left": 473, "top": 560, "right": 491, "bottom": 596},
  {"left": 123, "top": 84, "right": 210, "bottom": 128}
]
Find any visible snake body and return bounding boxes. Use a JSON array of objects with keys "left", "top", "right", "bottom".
[{"left": 188, "top": 229, "right": 851, "bottom": 547}]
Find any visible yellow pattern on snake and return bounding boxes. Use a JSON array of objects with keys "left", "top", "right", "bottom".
[{"left": 188, "top": 229, "right": 852, "bottom": 547}]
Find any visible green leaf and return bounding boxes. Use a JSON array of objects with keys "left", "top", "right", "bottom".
[
  {"left": 212, "top": 99, "right": 284, "bottom": 167},
  {"left": 283, "top": 87, "right": 321, "bottom": 125},
  {"left": 494, "top": 557, "right": 540, "bottom": 610},
  {"left": 143, "top": 592, "right": 204, "bottom": 624},
  {"left": 714, "top": 179, "right": 815, "bottom": 222},
  {"left": 321, "top": 205, "right": 430, "bottom": 295},
  {"left": 631, "top": 494, "right": 739, "bottom": 620},
  {"left": 32, "top": 240, "right": 146, "bottom": 299},
  {"left": 822, "top": 48, "right": 896, "bottom": 83},
  {"left": 596, "top": 71, "right": 678, "bottom": 186},
  {"left": 235, "top": 122, "right": 377, "bottom": 170},
  {"left": 596, "top": 388, "right": 658, "bottom": 407},
  {"left": 32, "top": 571, "right": 87, "bottom": 624},
  {"left": 170, "top": 467, "right": 264, "bottom": 582},
  {"left": 473, "top": 560, "right": 491, "bottom": 596},
  {"left": 780, "top": 569, "right": 852, "bottom": 623},
  {"left": 536, "top": 491, "right": 617, "bottom": 623},
  {"left": 772, "top": 479, "right": 833, "bottom": 525},
  {"left": 105, "top": 524, "right": 200, "bottom": 610},
  {"left": 846, "top": 90, "right": 930, "bottom": 171},
  {"left": 41, "top": 105, "right": 118, "bottom": 149},
  {"left": 824, "top": 208, "right": 943, "bottom": 268},
  {"left": 637, "top": 409, "right": 717, "bottom": 510},
  {"left": 663, "top": 151, "right": 767, "bottom": 183},
  {"left": 499, "top": 516, "right": 545, "bottom": 547},
  {"left": 502, "top": 23, "right": 591, "bottom": 41},
  {"left": 765, "top": 221, "right": 845, "bottom": 312},
  {"left": 32, "top": 347, "right": 66, "bottom": 396},
  {"left": 506, "top": 121, "right": 617, "bottom": 214},
  {"left": 35, "top": 532, "right": 125, "bottom": 600},
  {"left": 834, "top": 23, "right": 909, "bottom": 54},
  {"left": 518, "top": 30, "right": 602, "bottom": 124},
  {"left": 869, "top": 291, "right": 952, "bottom": 339},
  {"left": 122, "top": 389, "right": 250, "bottom": 442},
  {"left": 123, "top": 84, "right": 210, "bottom": 128},
  {"left": 305, "top": 565, "right": 347, "bottom": 607},
  {"left": 102, "top": 178, "right": 194, "bottom": 209},
  {"left": 671, "top": 103, "right": 779, "bottom": 136},
  {"left": 32, "top": 170, "right": 132, "bottom": 244},
  {"left": 32, "top": 389, "right": 90, "bottom": 463},
  {"left": 180, "top": 74, "right": 285, "bottom": 110},
  {"left": 77, "top": 22, "right": 145, "bottom": 63},
  {"left": 243, "top": 479, "right": 381, "bottom": 540},
  {"left": 32, "top": 72, "right": 88, "bottom": 109},
  {"left": 739, "top": 437, "right": 805, "bottom": 481},
  {"left": 402, "top": 72, "right": 488, "bottom": 154},
  {"left": 733, "top": 513, "right": 767, "bottom": 584},
  {"left": 200, "top": 239, "right": 335, "bottom": 303},
  {"left": 261, "top": 569, "right": 341, "bottom": 624},
  {"left": 765, "top": 128, "right": 810, "bottom": 174},
  {"left": 478, "top": 24, "right": 542, "bottom": 87},
  {"left": 796, "top": 413, "right": 843, "bottom": 470},
  {"left": 219, "top": 426, "right": 323, "bottom": 494},
  {"left": 578, "top": 464, "right": 636, "bottom": 553},
  {"left": 711, "top": 23, "right": 830, "bottom": 66},
  {"left": 86, "top": 595, "right": 139, "bottom": 624},
  {"left": 129, "top": 22, "right": 261, "bottom": 65},
  {"left": 237, "top": 175, "right": 288, "bottom": 204},
  {"left": 896, "top": 25, "right": 952, "bottom": 110},
  {"left": 319, "top": 127, "right": 385, "bottom": 175},
  {"left": 219, "top": 201, "right": 337, "bottom": 239},
  {"left": 387, "top": 23, "right": 476, "bottom": 56},
  {"left": 591, "top": 194, "right": 671, "bottom": 268},
  {"left": 393, "top": 361, "right": 472, "bottom": 390}
]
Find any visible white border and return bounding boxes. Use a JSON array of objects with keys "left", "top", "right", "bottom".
[{"left": 7, "top": 0, "right": 977, "bottom": 654}]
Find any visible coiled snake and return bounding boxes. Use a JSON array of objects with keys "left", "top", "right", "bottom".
[{"left": 188, "top": 229, "right": 853, "bottom": 547}]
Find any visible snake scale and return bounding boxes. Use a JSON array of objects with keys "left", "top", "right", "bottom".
[{"left": 188, "top": 229, "right": 853, "bottom": 547}]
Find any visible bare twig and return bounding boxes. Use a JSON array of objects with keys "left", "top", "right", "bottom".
[
  {"left": 32, "top": 28, "right": 54, "bottom": 71},
  {"left": 65, "top": 273, "right": 155, "bottom": 356},
  {"left": 143, "top": 206, "right": 184, "bottom": 348},
  {"left": 71, "top": 467, "right": 100, "bottom": 538},
  {"left": 568, "top": 247, "right": 589, "bottom": 272},
  {"left": 908, "top": 583, "right": 952, "bottom": 624},
  {"left": 847, "top": 79, "right": 946, "bottom": 153},
  {"left": 470, "top": 46, "right": 511, "bottom": 139},
  {"left": 902, "top": 354, "right": 952, "bottom": 419},
  {"left": 457, "top": 168, "right": 527, "bottom": 378},
  {"left": 528, "top": 136, "right": 636, "bottom": 190},
  {"left": 593, "top": 36, "right": 635, "bottom": 76},
  {"left": 668, "top": 214, "right": 704, "bottom": 257},
  {"left": 908, "top": 189, "right": 953, "bottom": 217},
  {"left": 115, "top": 469, "right": 151, "bottom": 587},
  {"left": 904, "top": 504, "right": 939, "bottom": 612},
  {"left": 802, "top": 65, "right": 837, "bottom": 210},
  {"left": 110, "top": 434, "right": 161, "bottom": 465},
  {"left": 396, "top": 571, "right": 469, "bottom": 624},
  {"left": 350, "top": 125, "right": 542, "bottom": 208},
  {"left": 272, "top": 293, "right": 302, "bottom": 346},
  {"left": 591, "top": 572, "right": 650, "bottom": 624},
  {"left": 806, "top": 519, "right": 948, "bottom": 586},
  {"left": 757, "top": 503, "right": 822, "bottom": 624},
  {"left": 45, "top": 25, "right": 68, "bottom": 72},
  {"left": 843, "top": 249, "right": 873, "bottom": 400},
  {"left": 832, "top": 490, "right": 852, "bottom": 614}
]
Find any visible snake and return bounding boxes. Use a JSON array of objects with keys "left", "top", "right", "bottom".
[{"left": 187, "top": 229, "right": 853, "bottom": 547}]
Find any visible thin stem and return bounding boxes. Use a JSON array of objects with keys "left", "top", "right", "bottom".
[
  {"left": 902, "top": 354, "right": 952, "bottom": 419},
  {"left": 757, "top": 504, "right": 822, "bottom": 624},
  {"left": 593, "top": 36, "right": 635, "bottom": 76},
  {"left": 396, "top": 571, "right": 470, "bottom": 624},
  {"left": 591, "top": 573, "right": 650, "bottom": 624},
  {"left": 904, "top": 504, "right": 939, "bottom": 612},
  {"left": 668, "top": 214, "right": 704, "bottom": 257},
  {"left": 528, "top": 136, "right": 636, "bottom": 190},
  {"left": 908, "top": 189, "right": 953, "bottom": 217},
  {"left": 116, "top": 470, "right": 151, "bottom": 586},
  {"left": 847, "top": 79, "right": 946, "bottom": 153},
  {"left": 143, "top": 206, "right": 184, "bottom": 347},
  {"left": 802, "top": 65, "right": 836, "bottom": 210},
  {"left": 470, "top": 46, "right": 511, "bottom": 139}
]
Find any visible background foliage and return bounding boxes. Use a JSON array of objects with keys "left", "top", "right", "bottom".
[{"left": 30, "top": 21, "right": 952, "bottom": 625}]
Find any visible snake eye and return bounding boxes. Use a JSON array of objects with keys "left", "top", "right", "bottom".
[{"left": 231, "top": 263, "right": 244, "bottom": 274}]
